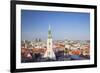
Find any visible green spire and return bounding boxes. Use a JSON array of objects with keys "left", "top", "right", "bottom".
[{"left": 48, "top": 25, "right": 52, "bottom": 38}]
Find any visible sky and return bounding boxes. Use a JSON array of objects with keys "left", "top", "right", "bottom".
[{"left": 21, "top": 10, "right": 90, "bottom": 41}]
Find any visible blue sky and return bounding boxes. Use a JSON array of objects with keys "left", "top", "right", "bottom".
[{"left": 21, "top": 10, "right": 90, "bottom": 41}]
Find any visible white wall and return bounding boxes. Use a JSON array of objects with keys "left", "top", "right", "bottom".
[{"left": 0, "top": 0, "right": 99, "bottom": 73}]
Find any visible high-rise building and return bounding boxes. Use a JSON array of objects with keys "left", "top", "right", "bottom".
[{"left": 43, "top": 25, "right": 55, "bottom": 59}]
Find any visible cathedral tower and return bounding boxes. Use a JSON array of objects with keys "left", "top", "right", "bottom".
[{"left": 43, "top": 25, "right": 55, "bottom": 59}]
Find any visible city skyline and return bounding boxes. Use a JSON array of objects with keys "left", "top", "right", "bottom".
[{"left": 21, "top": 10, "right": 90, "bottom": 41}]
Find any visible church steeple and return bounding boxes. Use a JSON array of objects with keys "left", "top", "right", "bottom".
[
  {"left": 43, "top": 24, "right": 55, "bottom": 59},
  {"left": 48, "top": 24, "right": 52, "bottom": 38}
]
